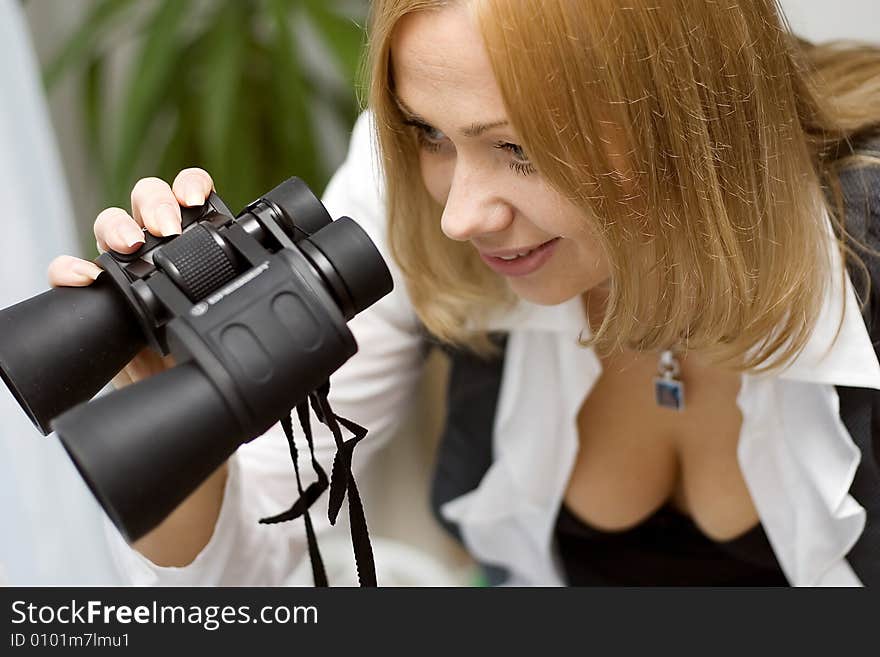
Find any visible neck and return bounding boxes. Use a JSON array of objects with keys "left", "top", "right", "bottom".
[{"left": 580, "top": 283, "right": 718, "bottom": 371}]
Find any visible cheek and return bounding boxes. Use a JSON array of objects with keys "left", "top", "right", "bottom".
[
  {"left": 559, "top": 214, "right": 611, "bottom": 283},
  {"left": 507, "top": 238, "right": 611, "bottom": 306},
  {"left": 419, "top": 154, "right": 452, "bottom": 206}
]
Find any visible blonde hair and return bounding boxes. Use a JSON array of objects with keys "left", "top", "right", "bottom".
[{"left": 365, "top": 0, "right": 880, "bottom": 371}]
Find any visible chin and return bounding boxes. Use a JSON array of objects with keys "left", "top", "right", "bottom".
[{"left": 507, "top": 279, "right": 583, "bottom": 307}]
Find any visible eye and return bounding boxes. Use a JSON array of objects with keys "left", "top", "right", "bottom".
[
  {"left": 405, "top": 120, "right": 449, "bottom": 153},
  {"left": 494, "top": 142, "right": 536, "bottom": 176}
]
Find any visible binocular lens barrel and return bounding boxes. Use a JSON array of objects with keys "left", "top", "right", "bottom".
[
  {"left": 54, "top": 362, "right": 241, "bottom": 541},
  {"left": 306, "top": 217, "right": 394, "bottom": 321},
  {"left": 0, "top": 276, "right": 145, "bottom": 435}
]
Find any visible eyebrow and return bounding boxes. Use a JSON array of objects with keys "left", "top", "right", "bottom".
[{"left": 392, "top": 93, "right": 509, "bottom": 138}]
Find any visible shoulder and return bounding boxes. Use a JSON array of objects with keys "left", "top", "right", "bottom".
[
  {"left": 833, "top": 135, "right": 880, "bottom": 327},
  {"left": 321, "top": 110, "right": 385, "bottom": 239},
  {"left": 836, "top": 134, "right": 880, "bottom": 244}
]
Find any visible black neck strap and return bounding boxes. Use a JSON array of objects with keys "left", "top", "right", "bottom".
[{"left": 259, "top": 381, "right": 377, "bottom": 587}]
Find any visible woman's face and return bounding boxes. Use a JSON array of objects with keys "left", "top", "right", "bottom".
[{"left": 391, "top": 5, "right": 610, "bottom": 306}]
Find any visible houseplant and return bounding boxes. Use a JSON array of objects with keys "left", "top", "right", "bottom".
[{"left": 44, "top": 0, "right": 367, "bottom": 225}]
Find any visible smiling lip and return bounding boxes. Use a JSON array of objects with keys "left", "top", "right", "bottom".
[{"left": 478, "top": 237, "right": 561, "bottom": 277}]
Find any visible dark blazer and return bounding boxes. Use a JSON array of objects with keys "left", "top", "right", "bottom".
[
  {"left": 837, "top": 138, "right": 880, "bottom": 585},
  {"left": 431, "top": 138, "right": 880, "bottom": 586}
]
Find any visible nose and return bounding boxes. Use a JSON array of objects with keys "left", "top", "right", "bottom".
[{"left": 440, "top": 160, "right": 514, "bottom": 242}]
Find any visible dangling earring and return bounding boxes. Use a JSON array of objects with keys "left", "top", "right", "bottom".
[{"left": 654, "top": 350, "right": 685, "bottom": 411}]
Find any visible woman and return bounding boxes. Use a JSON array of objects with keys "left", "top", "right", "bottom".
[{"left": 49, "top": 0, "right": 880, "bottom": 585}]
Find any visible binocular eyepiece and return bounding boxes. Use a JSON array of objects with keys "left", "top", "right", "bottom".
[{"left": 0, "top": 178, "right": 393, "bottom": 541}]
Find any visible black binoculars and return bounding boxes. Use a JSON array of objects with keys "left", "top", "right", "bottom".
[{"left": 0, "top": 178, "right": 392, "bottom": 541}]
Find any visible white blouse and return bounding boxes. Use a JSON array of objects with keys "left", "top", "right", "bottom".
[{"left": 104, "top": 111, "right": 880, "bottom": 587}]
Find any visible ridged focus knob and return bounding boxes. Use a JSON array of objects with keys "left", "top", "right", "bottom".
[{"left": 153, "top": 224, "right": 239, "bottom": 301}]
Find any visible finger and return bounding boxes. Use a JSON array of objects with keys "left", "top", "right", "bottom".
[
  {"left": 47, "top": 255, "right": 103, "bottom": 288},
  {"left": 94, "top": 207, "right": 145, "bottom": 254},
  {"left": 172, "top": 168, "right": 214, "bottom": 207},
  {"left": 123, "top": 349, "right": 176, "bottom": 382},
  {"left": 111, "top": 368, "right": 134, "bottom": 391},
  {"left": 131, "top": 176, "right": 182, "bottom": 237}
]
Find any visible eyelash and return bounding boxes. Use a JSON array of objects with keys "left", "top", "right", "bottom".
[
  {"left": 405, "top": 120, "right": 536, "bottom": 176},
  {"left": 493, "top": 142, "right": 536, "bottom": 176}
]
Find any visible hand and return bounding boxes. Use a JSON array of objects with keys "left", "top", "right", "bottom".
[{"left": 46, "top": 168, "right": 215, "bottom": 387}]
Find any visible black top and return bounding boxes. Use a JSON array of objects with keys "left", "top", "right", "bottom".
[{"left": 555, "top": 502, "right": 789, "bottom": 586}]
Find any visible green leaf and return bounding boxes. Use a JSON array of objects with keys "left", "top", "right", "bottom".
[
  {"left": 196, "top": 2, "right": 249, "bottom": 187},
  {"left": 109, "top": 0, "right": 190, "bottom": 206},
  {"left": 149, "top": 29, "right": 210, "bottom": 188},
  {"left": 302, "top": 0, "right": 366, "bottom": 86},
  {"left": 267, "top": 0, "right": 321, "bottom": 188},
  {"left": 57, "top": 0, "right": 364, "bottom": 215},
  {"left": 43, "top": 0, "right": 139, "bottom": 90},
  {"left": 154, "top": 106, "right": 189, "bottom": 187},
  {"left": 217, "top": 73, "right": 263, "bottom": 212},
  {"left": 83, "top": 53, "right": 107, "bottom": 184}
]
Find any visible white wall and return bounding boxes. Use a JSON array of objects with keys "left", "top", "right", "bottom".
[{"left": 779, "top": 0, "right": 879, "bottom": 44}]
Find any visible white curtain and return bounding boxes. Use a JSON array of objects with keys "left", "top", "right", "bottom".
[{"left": 0, "top": 0, "right": 119, "bottom": 585}]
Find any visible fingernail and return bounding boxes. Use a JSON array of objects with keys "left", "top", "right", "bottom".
[
  {"left": 183, "top": 181, "right": 204, "bottom": 207},
  {"left": 156, "top": 203, "right": 182, "bottom": 237},
  {"left": 118, "top": 224, "right": 145, "bottom": 248},
  {"left": 72, "top": 261, "right": 103, "bottom": 281}
]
